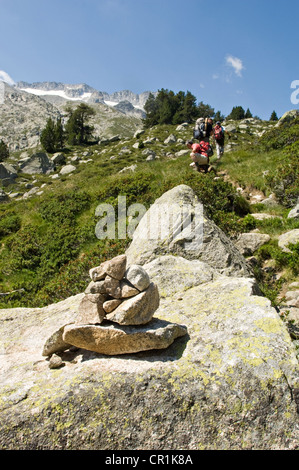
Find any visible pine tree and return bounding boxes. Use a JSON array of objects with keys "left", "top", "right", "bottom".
[
  {"left": 54, "top": 117, "right": 65, "bottom": 149},
  {"left": 40, "top": 118, "right": 57, "bottom": 153},
  {"left": 143, "top": 93, "right": 159, "bottom": 128},
  {"left": 197, "top": 101, "right": 215, "bottom": 119},
  {"left": 228, "top": 106, "right": 245, "bottom": 120},
  {"left": 270, "top": 110, "right": 278, "bottom": 121},
  {"left": 214, "top": 110, "right": 225, "bottom": 122},
  {"left": 0, "top": 140, "right": 9, "bottom": 162},
  {"left": 181, "top": 91, "right": 198, "bottom": 123},
  {"left": 65, "top": 104, "right": 95, "bottom": 145},
  {"left": 245, "top": 108, "right": 253, "bottom": 118}
]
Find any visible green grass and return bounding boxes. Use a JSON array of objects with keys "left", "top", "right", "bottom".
[{"left": 216, "top": 147, "right": 285, "bottom": 193}]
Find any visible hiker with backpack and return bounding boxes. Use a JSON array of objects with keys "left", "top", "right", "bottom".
[
  {"left": 213, "top": 121, "right": 229, "bottom": 160},
  {"left": 193, "top": 117, "right": 214, "bottom": 143},
  {"left": 186, "top": 140, "right": 213, "bottom": 173}
]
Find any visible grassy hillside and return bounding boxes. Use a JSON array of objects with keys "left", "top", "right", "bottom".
[{"left": 0, "top": 116, "right": 298, "bottom": 309}]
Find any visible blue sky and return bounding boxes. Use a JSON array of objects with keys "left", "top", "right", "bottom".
[{"left": 1, "top": 0, "right": 299, "bottom": 119}]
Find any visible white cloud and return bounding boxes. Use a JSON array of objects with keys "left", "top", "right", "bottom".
[
  {"left": 226, "top": 55, "right": 244, "bottom": 77},
  {"left": 212, "top": 73, "right": 219, "bottom": 80},
  {"left": 0, "top": 70, "right": 15, "bottom": 86}
]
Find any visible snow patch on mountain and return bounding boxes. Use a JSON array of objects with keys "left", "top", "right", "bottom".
[{"left": 20, "top": 87, "right": 93, "bottom": 102}]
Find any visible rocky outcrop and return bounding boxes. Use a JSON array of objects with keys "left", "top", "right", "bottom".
[
  {"left": 275, "top": 109, "right": 299, "bottom": 127},
  {"left": 19, "top": 152, "right": 54, "bottom": 175},
  {"left": 0, "top": 185, "right": 298, "bottom": 450},
  {"left": 0, "top": 83, "right": 61, "bottom": 152},
  {"left": 0, "top": 262, "right": 298, "bottom": 449},
  {"left": 0, "top": 162, "right": 18, "bottom": 186}
]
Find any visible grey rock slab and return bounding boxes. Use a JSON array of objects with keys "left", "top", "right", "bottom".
[
  {"left": 143, "top": 255, "right": 216, "bottom": 298},
  {"left": 19, "top": 152, "right": 54, "bottom": 175},
  {"left": 288, "top": 200, "right": 299, "bottom": 219},
  {"left": 0, "top": 162, "right": 18, "bottom": 186},
  {"left": 0, "top": 273, "right": 298, "bottom": 449}
]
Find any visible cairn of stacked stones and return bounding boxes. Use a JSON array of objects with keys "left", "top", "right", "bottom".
[
  {"left": 42, "top": 254, "right": 187, "bottom": 362},
  {"left": 76, "top": 254, "right": 159, "bottom": 326}
]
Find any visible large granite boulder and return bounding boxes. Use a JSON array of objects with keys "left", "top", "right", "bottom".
[
  {"left": 19, "top": 152, "right": 54, "bottom": 175},
  {"left": 0, "top": 256, "right": 298, "bottom": 449},
  {"left": 126, "top": 184, "right": 251, "bottom": 277}
]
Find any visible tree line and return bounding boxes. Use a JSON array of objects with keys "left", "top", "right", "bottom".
[{"left": 143, "top": 89, "right": 279, "bottom": 128}]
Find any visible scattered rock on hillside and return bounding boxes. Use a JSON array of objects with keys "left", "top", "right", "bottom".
[
  {"left": 288, "top": 199, "right": 299, "bottom": 219},
  {"left": 284, "top": 290, "right": 299, "bottom": 308},
  {"left": 59, "top": 164, "right": 76, "bottom": 175},
  {"left": 119, "top": 164, "right": 137, "bottom": 173},
  {"left": 134, "top": 129, "right": 145, "bottom": 138},
  {"left": 51, "top": 153, "right": 66, "bottom": 166},
  {"left": 234, "top": 233, "right": 271, "bottom": 256},
  {"left": 164, "top": 134, "right": 176, "bottom": 144},
  {"left": 278, "top": 229, "right": 299, "bottom": 253},
  {"left": 251, "top": 213, "right": 282, "bottom": 221}
]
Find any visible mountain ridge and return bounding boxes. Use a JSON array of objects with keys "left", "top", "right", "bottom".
[{"left": 15, "top": 80, "right": 155, "bottom": 112}]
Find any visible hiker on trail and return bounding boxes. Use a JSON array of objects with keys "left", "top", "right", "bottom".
[
  {"left": 213, "top": 121, "right": 229, "bottom": 160},
  {"left": 186, "top": 140, "right": 210, "bottom": 173},
  {"left": 193, "top": 117, "right": 214, "bottom": 143},
  {"left": 205, "top": 118, "right": 214, "bottom": 142}
]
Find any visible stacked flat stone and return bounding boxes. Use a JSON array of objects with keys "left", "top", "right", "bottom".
[{"left": 43, "top": 254, "right": 187, "bottom": 358}]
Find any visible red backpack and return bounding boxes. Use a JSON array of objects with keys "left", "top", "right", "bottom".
[
  {"left": 199, "top": 141, "right": 213, "bottom": 157},
  {"left": 214, "top": 125, "right": 224, "bottom": 141}
]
